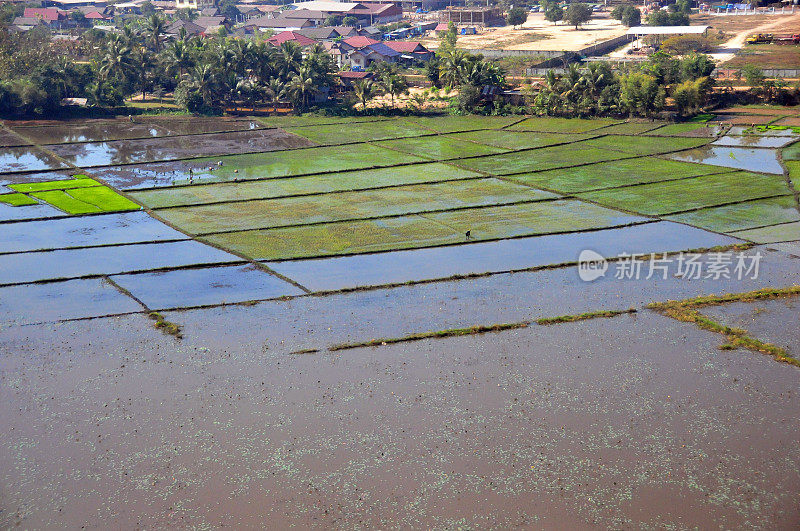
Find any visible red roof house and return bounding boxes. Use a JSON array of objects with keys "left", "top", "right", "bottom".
[
  {"left": 23, "top": 8, "right": 67, "bottom": 23},
  {"left": 267, "top": 30, "right": 318, "bottom": 47},
  {"left": 342, "top": 36, "right": 380, "bottom": 49}
]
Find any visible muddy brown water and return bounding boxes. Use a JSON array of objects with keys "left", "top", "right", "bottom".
[
  {"left": 702, "top": 298, "right": 800, "bottom": 357},
  {"left": 0, "top": 128, "right": 30, "bottom": 147},
  {"left": 0, "top": 310, "right": 797, "bottom": 528},
  {"left": 9, "top": 121, "right": 173, "bottom": 144},
  {"left": 44, "top": 129, "right": 315, "bottom": 168}
]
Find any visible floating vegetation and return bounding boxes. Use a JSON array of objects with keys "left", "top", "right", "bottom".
[{"left": 147, "top": 311, "right": 182, "bottom": 338}]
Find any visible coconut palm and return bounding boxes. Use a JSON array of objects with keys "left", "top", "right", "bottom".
[
  {"left": 353, "top": 78, "right": 379, "bottom": 111},
  {"left": 379, "top": 73, "right": 408, "bottom": 108},
  {"left": 264, "top": 77, "right": 284, "bottom": 114},
  {"left": 165, "top": 40, "right": 194, "bottom": 80},
  {"left": 98, "top": 36, "right": 134, "bottom": 87},
  {"left": 285, "top": 66, "right": 319, "bottom": 112},
  {"left": 146, "top": 14, "right": 166, "bottom": 53},
  {"left": 189, "top": 63, "right": 216, "bottom": 105}
]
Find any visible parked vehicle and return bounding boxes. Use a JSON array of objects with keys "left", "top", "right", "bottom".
[
  {"left": 745, "top": 33, "right": 773, "bottom": 44},
  {"left": 773, "top": 34, "right": 800, "bottom": 45}
]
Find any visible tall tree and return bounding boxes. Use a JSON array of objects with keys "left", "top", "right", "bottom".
[
  {"left": 146, "top": 14, "right": 166, "bottom": 53},
  {"left": 565, "top": 3, "right": 592, "bottom": 30},
  {"left": 353, "top": 78, "right": 378, "bottom": 111}
]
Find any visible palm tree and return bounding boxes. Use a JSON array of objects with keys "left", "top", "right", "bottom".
[
  {"left": 146, "top": 14, "right": 166, "bottom": 53},
  {"left": 278, "top": 41, "right": 302, "bottom": 81},
  {"left": 166, "top": 40, "right": 194, "bottom": 80},
  {"left": 98, "top": 37, "right": 134, "bottom": 87},
  {"left": 189, "top": 63, "right": 216, "bottom": 105},
  {"left": 439, "top": 49, "right": 469, "bottom": 88},
  {"left": 264, "top": 77, "right": 284, "bottom": 114},
  {"left": 353, "top": 78, "right": 378, "bottom": 111},
  {"left": 379, "top": 73, "right": 408, "bottom": 108},
  {"left": 130, "top": 47, "right": 155, "bottom": 101},
  {"left": 285, "top": 66, "right": 319, "bottom": 112}
]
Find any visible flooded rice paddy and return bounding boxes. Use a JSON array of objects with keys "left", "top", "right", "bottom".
[{"left": 1, "top": 113, "right": 799, "bottom": 528}]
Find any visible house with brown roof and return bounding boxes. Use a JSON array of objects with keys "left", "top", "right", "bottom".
[
  {"left": 194, "top": 16, "right": 229, "bottom": 29},
  {"left": 166, "top": 19, "right": 205, "bottom": 36},
  {"left": 323, "top": 41, "right": 348, "bottom": 68},
  {"left": 349, "top": 2, "right": 402, "bottom": 25},
  {"left": 295, "top": 26, "right": 341, "bottom": 41},
  {"left": 337, "top": 70, "right": 372, "bottom": 88},
  {"left": 249, "top": 13, "right": 315, "bottom": 31}
]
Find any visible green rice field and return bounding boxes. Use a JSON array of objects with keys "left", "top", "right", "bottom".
[
  {"left": 577, "top": 171, "right": 794, "bottom": 216},
  {"left": 2, "top": 114, "right": 798, "bottom": 264}
]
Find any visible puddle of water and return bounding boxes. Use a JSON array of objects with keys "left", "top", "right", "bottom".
[
  {"left": 266, "top": 221, "right": 737, "bottom": 292},
  {"left": 726, "top": 126, "right": 800, "bottom": 137},
  {"left": 0, "top": 171, "right": 80, "bottom": 190},
  {"left": 0, "top": 147, "right": 66, "bottom": 173},
  {"left": 711, "top": 135, "right": 797, "bottom": 148},
  {"left": 0, "top": 240, "right": 240, "bottom": 285},
  {"left": 702, "top": 298, "right": 800, "bottom": 357},
  {"left": 10, "top": 121, "right": 173, "bottom": 144},
  {"left": 0, "top": 211, "right": 187, "bottom": 254},
  {"left": 157, "top": 118, "right": 263, "bottom": 134},
  {"left": 0, "top": 201, "right": 64, "bottom": 223},
  {"left": 111, "top": 264, "right": 303, "bottom": 310},
  {"left": 670, "top": 146, "right": 784, "bottom": 174},
  {"left": 0, "top": 277, "right": 143, "bottom": 325},
  {"left": 44, "top": 129, "right": 313, "bottom": 167},
  {"left": 0, "top": 129, "right": 30, "bottom": 147}
]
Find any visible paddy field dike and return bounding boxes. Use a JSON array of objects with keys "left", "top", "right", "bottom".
[{"left": 1, "top": 110, "right": 799, "bottom": 528}]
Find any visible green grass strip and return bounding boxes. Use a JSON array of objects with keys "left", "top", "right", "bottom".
[
  {"left": 647, "top": 285, "right": 800, "bottom": 310},
  {"left": 68, "top": 187, "right": 140, "bottom": 212},
  {"left": 536, "top": 308, "right": 637, "bottom": 325},
  {"left": 328, "top": 322, "right": 530, "bottom": 351},
  {"left": 10, "top": 177, "right": 101, "bottom": 193},
  {"left": 0, "top": 192, "right": 39, "bottom": 206},
  {"left": 30, "top": 190, "right": 103, "bottom": 214}
]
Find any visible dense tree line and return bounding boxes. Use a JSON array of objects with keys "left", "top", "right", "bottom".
[
  {"left": 0, "top": 16, "right": 338, "bottom": 116},
  {"left": 530, "top": 52, "right": 717, "bottom": 117}
]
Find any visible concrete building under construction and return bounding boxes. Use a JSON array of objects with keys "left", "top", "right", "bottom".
[{"left": 439, "top": 6, "right": 503, "bottom": 26}]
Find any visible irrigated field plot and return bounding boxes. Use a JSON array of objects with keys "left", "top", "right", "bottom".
[
  {"left": 507, "top": 117, "right": 619, "bottom": 133},
  {"left": 45, "top": 128, "right": 313, "bottom": 167},
  {"left": 156, "top": 178, "right": 558, "bottom": 235},
  {"left": 285, "top": 119, "right": 435, "bottom": 144},
  {"left": 577, "top": 171, "right": 793, "bottom": 216},
  {"left": 2, "top": 113, "right": 800, "bottom": 530},
  {"left": 202, "top": 200, "right": 645, "bottom": 261},
  {"left": 1, "top": 113, "right": 798, "bottom": 308},
  {"left": 508, "top": 157, "right": 729, "bottom": 193},
  {"left": 129, "top": 163, "right": 482, "bottom": 208}
]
